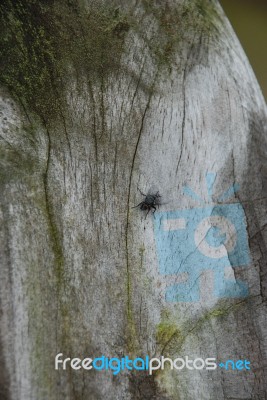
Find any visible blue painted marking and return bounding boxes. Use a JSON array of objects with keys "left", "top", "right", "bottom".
[
  {"left": 218, "top": 183, "right": 240, "bottom": 202},
  {"left": 183, "top": 186, "right": 205, "bottom": 204},
  {"left": 154, "top": 203, "right": 250, "bottom": 302},
  {"left": 206, "top": 172, "right": 217, "bottom": 201}
]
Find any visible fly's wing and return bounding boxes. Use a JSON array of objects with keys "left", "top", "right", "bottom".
[
  {"left": 137, "top": 185, "right": 168, "bottom": 206},
  {"left": 147, "top": 185, "right": 159, "bottom": 195},
  {"left": 137, "top": 184, "right": 160, "bottom": 197},
  {"left": 147, "top": 186, "right": 163, "bottom": 206},
  {"left": 148, "top": 185, "right": 170, "bottom": 206}
]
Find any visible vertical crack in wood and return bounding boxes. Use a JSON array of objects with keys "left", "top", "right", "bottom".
[
  {"left": 176, "top": 67, "right": 186, "bottom": 175},
  {"left": 125, "top": 70, "right": 158, "bottom": 348},
  {"left": 176, "top": 32, "right": 202, "bottom": 175},
  {"left": 43, "top": 125, "right": 64, "bottom": 352}
]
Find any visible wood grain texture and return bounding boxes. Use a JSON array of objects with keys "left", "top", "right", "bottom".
[{"left": 0, "top": 0, "right": 266, "bottom": 398}]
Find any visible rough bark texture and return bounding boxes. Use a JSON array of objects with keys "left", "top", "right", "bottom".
[{"left": 0, "top": 0, "right": 266, "bottom": 399}]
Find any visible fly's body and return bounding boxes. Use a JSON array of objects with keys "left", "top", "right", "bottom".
[{"left": 133, "top": 189, "right": 161, "bottom": 218}]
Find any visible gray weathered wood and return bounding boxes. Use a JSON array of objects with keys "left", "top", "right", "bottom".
[{"left": 0, "top": 0, "right": 266, "bottom": 398}]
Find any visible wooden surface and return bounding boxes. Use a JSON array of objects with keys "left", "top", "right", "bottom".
[{"left": 0, "top": 0, "right": 266, "bottom": 398}]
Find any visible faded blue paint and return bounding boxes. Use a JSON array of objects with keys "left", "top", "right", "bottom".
[
  {"left": 154, "top": 203, "right": 250, "bottom": 302},
  {"left": 183, "top": 186, "right": 205, "bottom": 204},
  {"left": 218, "top": 183, "right": 240, "bottom": 202},
  {"left": 206, "top": 172, "right": 217, "bottom": 201}
]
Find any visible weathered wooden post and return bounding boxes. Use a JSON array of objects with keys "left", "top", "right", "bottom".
[{"left": 0, "top": 0, "right": 266, "bottom": 398}]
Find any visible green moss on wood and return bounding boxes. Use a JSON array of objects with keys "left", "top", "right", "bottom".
[
  {"left": 156, "top": 322, "right": 181, "bottom": 345},
  {"left": 156, "top": 301, "right": 244, "bottom": 356},
  {"left": 0, "top": 0, "right": 221, "bottom": 122},
  {"left": 141, "top": 0, "right": 220, "bottom": 65},
  {"left": 0, "top": 0, "right": 130, "bottom": 121}
]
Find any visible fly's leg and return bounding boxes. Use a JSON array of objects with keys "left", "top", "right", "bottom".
[
  {"left": 145, "top": 209, "right": 150, "bottom": 219},
  {"left": 132, "top": 202, "right": 143, "bottom": 209},
  {"left": 137, "top": 187, "right": 146, "bottom": 196}
]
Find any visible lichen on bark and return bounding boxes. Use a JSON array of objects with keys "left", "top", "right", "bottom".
[
  {"left": 0, "top": 0, "right": 221, "bottom": 124},
  {"left": 0, "top": 0, "right": 130, "bottom": 122}
]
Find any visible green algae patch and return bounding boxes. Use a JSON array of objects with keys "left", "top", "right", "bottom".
[
  {"left": 0, "top": 0, "right": 221, "bottom": 122},
  {"left": 156, "top": 322, "right": 180, "bottom": 345},
  {"left": 156, "top": 321, "right": 184, "bottom": 356},
  {"left": 141, "top": 0, "right": 221, "bottom": 66},
  {"left": 0, "top": 0, "right": 130, "bottom": 122},
  {"left": 156, "top": 301, "right": 245, "bottom": 356}
]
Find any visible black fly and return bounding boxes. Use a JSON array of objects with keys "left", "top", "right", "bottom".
[{"left": 132, "top": 188, "right": 161, "bottom": 218}]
